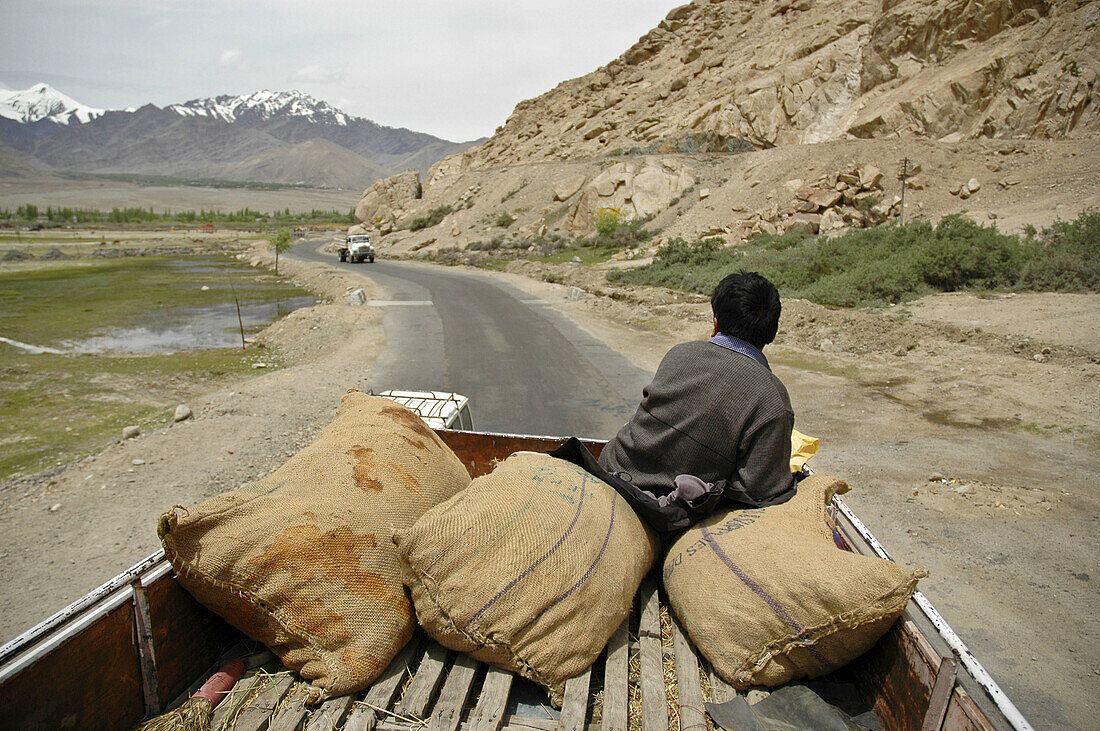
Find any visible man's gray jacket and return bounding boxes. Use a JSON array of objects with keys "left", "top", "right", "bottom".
[{"left": 598, "top": 339, "right": 797, "bottom": 513}]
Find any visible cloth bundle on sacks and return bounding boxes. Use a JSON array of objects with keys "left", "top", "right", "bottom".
[
  {"left": 663, "top": 473, "right": 927, "bottom": 689},
  {"left": 158, "top": 390, "right": 472, "bottom": 701},
  {"left": 395, "top": 451, "right": 659, "bottom": 705}
]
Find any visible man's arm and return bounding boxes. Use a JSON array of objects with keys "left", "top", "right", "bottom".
[{"left": 721, "top": 409, "right": 797, "bottom": 507}]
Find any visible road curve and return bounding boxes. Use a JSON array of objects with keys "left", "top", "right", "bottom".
[{"left": 291, "top": 242, "right": 651, "bottom": 439}]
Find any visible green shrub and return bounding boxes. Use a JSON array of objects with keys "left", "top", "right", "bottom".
[
  {"left": 409, "top": 205, "right": 454, "bottom": 231},
  {"left": 494, "top": 211, "right": 516, "bottom": 228},
  {"left": 581, "top": 213, "right": 657, "bottom": 252},
  {"left": 594, "top": 209, "right": 621, "bottom": 237},
  {"left": 1017, "top": 211, "right": 1100, "bottom": 291},
  {"left": 610, "top": 212, "right": 1098, "bottom": 307}
]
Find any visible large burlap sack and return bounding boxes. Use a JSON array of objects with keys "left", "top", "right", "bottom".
[
  {"left": 395, "top": 451, "right": 659, "bottom": 705},
  {"left": 664, "top": 473, "right": 926, "bottom": 689},
  {"left": 158, "top": 390, "right": 471, "bottom": 700}
]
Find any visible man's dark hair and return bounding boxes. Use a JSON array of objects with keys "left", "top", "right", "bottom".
[{"left": 711, "top": 272, "right": 781, "bottom": 349}]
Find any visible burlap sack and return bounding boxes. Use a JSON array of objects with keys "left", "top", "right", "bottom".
[
  {"left": 664, "top": 473, "right": 926, "bottom": 689},
  {"left": 395, "top": 451, "right": 658, "bottom": 705},
  {"left": 158, "top": 390, "right": 471, "bottom": 700}
]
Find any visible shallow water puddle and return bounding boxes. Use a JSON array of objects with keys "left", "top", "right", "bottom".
[{"left": 63, "top": 296, "right": 316, "bottom": 353}]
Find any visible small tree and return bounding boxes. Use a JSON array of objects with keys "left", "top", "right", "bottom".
[
  {"left": 270, "top": 228, "right": 293, "bottom": 274},
  {"left": 594, "top": 208, "right": 621, "bottom": 238}
]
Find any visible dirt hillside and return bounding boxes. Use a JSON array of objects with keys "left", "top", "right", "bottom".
[{"left": 345, "top": 0, "right": 1097, "bottom": 251}]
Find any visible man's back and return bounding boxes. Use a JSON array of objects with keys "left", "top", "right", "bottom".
[{"left": 598, "top": 339, "right": 795, "bottom": 508}]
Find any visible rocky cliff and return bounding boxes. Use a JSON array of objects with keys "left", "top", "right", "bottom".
[
  {"left": 460, "top": 0, "right": 1096, "bottom": 168},
  {"left": 353, "top": 0, "right": 1098, "bottom": 250}
]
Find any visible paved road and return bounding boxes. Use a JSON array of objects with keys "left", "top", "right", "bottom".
[{"left": 292, "top": 243, "right": 651, "bottom": 438}]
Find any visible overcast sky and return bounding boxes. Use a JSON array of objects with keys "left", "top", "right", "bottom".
[{"left": 0, "top": 0, "right": 676, "bottom": 142}]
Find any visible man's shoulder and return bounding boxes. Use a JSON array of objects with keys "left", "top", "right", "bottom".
[{"left": 667, "top": 339, "right": 791, "bottom": 408}]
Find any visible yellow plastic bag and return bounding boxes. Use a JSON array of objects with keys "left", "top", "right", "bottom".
[{"left": 790, "top": 429, "right": 819, "bottom": 472}]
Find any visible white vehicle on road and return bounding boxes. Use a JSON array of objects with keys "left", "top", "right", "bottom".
[
  {"left": 377, "top": 389, "right": 473, "bottom": 430},
  {"left": 339, "top": 234, "right": 375, "bottom": 263}
]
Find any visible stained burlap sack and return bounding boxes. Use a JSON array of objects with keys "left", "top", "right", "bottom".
[
  {"left": 158, "top": 390, "right": 471, "bottom": 700},
  {"left": 395, "top": 451, "right": 658, "bottom": 705},
  {"left": 664, "top": 473, "right": 926, "bottom": 689}
]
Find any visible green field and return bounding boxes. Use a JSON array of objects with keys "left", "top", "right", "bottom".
[{"left": 0, "top": 256, "right": 313, "bottom": 483}]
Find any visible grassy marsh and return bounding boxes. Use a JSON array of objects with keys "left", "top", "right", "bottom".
[{"left": 0, "top": 255, "right": 313, "bottom": 483}]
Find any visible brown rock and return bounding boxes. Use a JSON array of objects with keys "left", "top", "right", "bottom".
[
  {"left": 783, "top": 213, "right": 822, "bottom": 235},
  {"left": 808, "top": 189, "right": 844, "bottom": 209},
  {"left": 584, "top": 123, "right": 611, "bottom": 140},
  {"left": 354, "top": 170, "right": 422, "bottom": 229},
  {"left": 859, "top": 164, "right": 884, "bottom": 190},
  {"left": 820, "top": 207, "right": 846, "bottom": 232},
  {"left": 553, "top": 175, "right": 587, "bottom": 201}
]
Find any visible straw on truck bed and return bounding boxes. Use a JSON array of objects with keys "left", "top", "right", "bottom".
[{"left": 0, "top": 430, "right": 1030, "bottom": 730}]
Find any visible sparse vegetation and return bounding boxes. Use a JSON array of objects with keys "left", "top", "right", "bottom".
[
  {"left": 583, "top": 212, "right": 657, "bottom": 250},
  {"left": 609, "top": 212, "right": 1100, "bottom": 307},
  {"left": 494, "top": 211, "right": 516, "bottom": 228},
  {"left": 501, "top": 179, "right": 528, "bottom": 203},
  {"left": 610, "top": 133, "right": 755, "bottom": 157},
  {"left": 0, "top": 204, "right": 354, "bottom": 226},
  {"left": 408, "top": 205, "right": 455, "bottom": 231}
]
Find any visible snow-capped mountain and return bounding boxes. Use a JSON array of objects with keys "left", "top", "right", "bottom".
[
  {"left": 168, "top": 90, "right": 351, "bottom": 126},
  {"left": 0, "top": 84, "right": 480, "bottom": 190},
  {"left": 0, "top": 83, "right": 104, "bottom": 125}
]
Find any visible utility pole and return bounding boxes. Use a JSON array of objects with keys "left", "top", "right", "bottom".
[{"left": 897, "top": 157, "right": 916, "bottom": 224}]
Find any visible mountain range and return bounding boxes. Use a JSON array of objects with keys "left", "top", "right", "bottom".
[{"left": 0, "top": 85, "right": 480, "bottom": 190}]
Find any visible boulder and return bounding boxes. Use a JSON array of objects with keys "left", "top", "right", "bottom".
[
  {"left": 967, "top": 178, "right": 982, "bottom": 193},
  {"left": 783, "top": 214, "right": 822, "bottom": 235},
  {"left": 584, "top": 123, "right": 611, "bottom": 140},
  {"left": 569, "top": 161, "right": 693, "bottom": 234},
  {"left": 173, "top": 404, "right": 193, "bottom": 423},
  {"left": 553, "top": 175, "right": 587, "bottom": 201},
  {"left": 858, "top": 165, "right": 884, "bottom": 190},
  {"left": 820, "top": 207, "right": 846, "bottom": 231},
  {"left": 122, "top": 426, "right": 141, "bottom": 440},
  {"left": 808, "top": 189, "right": 844, "bottom": 209},
  {"left": 354, "top": 170, "right": 422, "bottom": 229}
]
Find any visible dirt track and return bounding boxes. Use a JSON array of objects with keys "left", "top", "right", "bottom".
[{"left": 0, "top": 241, "right": 1096, "bottom": 728}]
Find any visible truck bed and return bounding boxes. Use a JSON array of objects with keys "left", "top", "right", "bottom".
[{"left": 0, "top": 430, "right": 1022, "bottom": 730}]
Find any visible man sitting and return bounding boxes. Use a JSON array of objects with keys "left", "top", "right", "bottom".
[{"left": 597, "top": 271, "right": 797, "bottom": 531}]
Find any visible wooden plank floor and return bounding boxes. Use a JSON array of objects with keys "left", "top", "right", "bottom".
[{"left": 206, "top": 582, "right": 738, "bottom": 731}]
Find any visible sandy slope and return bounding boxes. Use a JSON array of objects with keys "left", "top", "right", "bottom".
[{"left": 0, "top": 241, "right": 1095, "bottom": 728}]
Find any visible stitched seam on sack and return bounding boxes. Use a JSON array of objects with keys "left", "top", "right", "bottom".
[
  {"left": 699, "top": 521, "right": 829, "bottom": 666},
  {"left": 739, "top": 574, "right": 924, "bottom": 679},
  {"left": 466, "top": 474, "right": 588, "bottom": 627},
  {"left": 513, "top": 493, "right": 618, "bottom": 638},
  {"left": 165, "top": 550, "right": 346, "bottom": 695},
  {"left": 406, "top": 563, "right": 557, "bottom": 692},
  {"left": 449, "top": 485, "right": 540, "bottom": 576}
]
